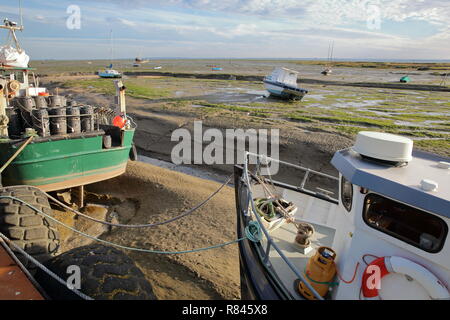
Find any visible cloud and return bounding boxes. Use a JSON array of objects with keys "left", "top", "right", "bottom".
[
  {"left": 83, "top": 0, "right": 449, "bottom": 24},
  {"left": 106, "top": 17, "right": 137, "bottom": 27},
  {"left": 3, "top": 0, "right": 450, "bottom": 59}
]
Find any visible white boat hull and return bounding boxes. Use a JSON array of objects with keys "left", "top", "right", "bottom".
[{"left": 263, "top": 80, "right": 307, "bottom": 100}]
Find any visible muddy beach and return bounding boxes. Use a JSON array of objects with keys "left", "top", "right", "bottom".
[{"left": 35, "top": 59, "right": 449, "bottom": 299}]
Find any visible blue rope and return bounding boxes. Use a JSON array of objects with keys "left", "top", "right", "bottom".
[
  {"left": 0, "top": 195, "right": 262, "bottom": 255},
  {"left": 245, "top": 221, "right": 263, "bottom": 243}
]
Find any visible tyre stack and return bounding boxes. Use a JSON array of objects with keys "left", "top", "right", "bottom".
[{"left": 7, "top": 95, "right": 96, "bottom": 138}]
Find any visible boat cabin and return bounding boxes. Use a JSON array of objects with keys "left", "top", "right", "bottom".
[
  {"left": 265, "top": 67, "right": 299, "bottom": 86},
  {"left": 0, "top": 66, "right": 47, "bottom": 97}
]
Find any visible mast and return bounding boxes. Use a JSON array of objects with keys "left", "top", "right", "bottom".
[
  {"left": 109, "top": 29, "right": 113, "bottom": 67},
  {"left": 330, "top": 41, "right": 334, "bottom": 65},
  {"left": 19, "top": 0, "right": 23, "bottom": 29},
  {"left": 0, "top": 0, "right": 25, "bottom": 52}
]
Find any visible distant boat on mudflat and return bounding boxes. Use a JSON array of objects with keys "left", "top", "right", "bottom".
[
  {"left": 98, "top": 67, "right": 122, "bottom": 78},
  {"left": 400, "top": 76, "right": 411, "bottom": 83},
  {"left": 263, "top": 67, "right": 308, "bottom": 100},
  {"left": 321, "top": 41, "right": 334, "bottom": 76},
  {"left": 98, "top": 30, "right": 122, "bottom": 78}
]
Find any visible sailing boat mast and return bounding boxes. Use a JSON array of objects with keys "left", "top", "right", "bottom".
[
  {"left": 109, "top": 29, "right": 114, "bottom": 67},
  {"left": 329, "top": 41, "right": 334, "bottom": 66},
  {"left": 98, "top": 28, "right": 122, "bottom": 78},
  {"left": 321, "top": 41, "right": 334, "bottom": 75}
]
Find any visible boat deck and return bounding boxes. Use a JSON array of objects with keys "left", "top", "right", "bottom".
[
  {"left": 261, "top": 221, "right": 335, "bottom": 299},
  {"left": 251, "top": 184, "right": 337, "bottom": 299}
]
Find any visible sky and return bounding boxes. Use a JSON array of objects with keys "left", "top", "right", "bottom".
[{"left": 0, "top": 0, "right": 449, "bottom": 60}]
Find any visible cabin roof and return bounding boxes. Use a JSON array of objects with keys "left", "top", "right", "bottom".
[{"left": 331, "top": 149, "right": 450, "bottom": 219}]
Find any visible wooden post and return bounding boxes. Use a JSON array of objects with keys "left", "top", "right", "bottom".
[
  {"left": 76, "top": 185, "right": 84, "bottom": 209},
  {"left": 114, "top": 80, "right": 126, "bottom": 117}
]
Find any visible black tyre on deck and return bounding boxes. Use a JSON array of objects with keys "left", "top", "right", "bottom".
[
  {"left": 34, "top": 244, "right": 157, "bottom": 300},
  {"left": 0, "top": 186, "right": 60, "bottom": 269}
]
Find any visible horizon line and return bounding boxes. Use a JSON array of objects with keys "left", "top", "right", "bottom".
[{"left": 31, "top": 57, "right": 450, "bottom": 63}]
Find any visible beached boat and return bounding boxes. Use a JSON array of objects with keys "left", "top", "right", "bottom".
[
  {"left": 235, "top": 131, "right": 450, "bottom": 300},
  {"left": 263, "top": 67, "right": 308, "bottom": 100},
  {"left": 321, "top": 68, "right": 332, "bottom": 76},
  {"left": 99, "top": 31, "right": 122, "bottom": 78},
  {"left": 400, "top": 76, "right": 411, "bottom": 83},
  {"left": 0, "top": 15, "right": 138, "bottom": 284},
  {"left": 135, "top": 57, "right": 149, "bottom": 64},
  {"left": 321, "top": 42, "right": 334, "bottom": 76},
  {"left": 0, "top": 21, "right": 135, "bottom": 191}
]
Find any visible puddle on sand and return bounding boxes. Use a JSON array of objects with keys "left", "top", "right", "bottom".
[
  {"left": 303, "top": 94, "right": 325, "bottom": 101},
  {"left": 394, "top": 120, "right": 427, "bottom": 127},
  {"left": 332, "top": 100, "right": 385, "bottom": 108},
  {"left": 188, "top": 91, "right": 268, "bottom": 104}
]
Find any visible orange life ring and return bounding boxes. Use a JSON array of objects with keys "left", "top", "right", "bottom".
[
  {"left": 361, "top": 256, "right": 450, "bottom": 300},
  {"left": 361, "top": 257, "right": 390, "bottom": 299}
]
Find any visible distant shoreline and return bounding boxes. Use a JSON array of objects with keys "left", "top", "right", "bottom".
[
  {"left": 32, "top": 58, "right": 450, "bottom": 64},
  {"left": 31, "top": 58, "right": 450, "bottom": 71}
]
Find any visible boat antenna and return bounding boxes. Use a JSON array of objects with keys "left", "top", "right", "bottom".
[
  {"left": 330, "top": 41, "right": 334, "bottom": 65},
  {"left": 19, "top": 0, "right": 24, "bottom": 30},
  {"left": 110, "top": 29, "right": 113, "bottom": 66},
  {"left": 326, "top": 43, "right": 331, "bottom": 63}
]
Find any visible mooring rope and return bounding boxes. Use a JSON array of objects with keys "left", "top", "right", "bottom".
[
  {"left": 0, "top": 195, "right": 262, "bottom": 255},
  {"left": 0, "top": 136, "right": 33, "bottom": 175},
  {"left": 20, "top": 174, "right": 234, "bottom": 229},
  {"left": 0, "top": 232, "right": 93, "bottom": 300}
]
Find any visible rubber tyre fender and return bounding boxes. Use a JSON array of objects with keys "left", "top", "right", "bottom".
[
  {"left": 34, "top": 244, "right": 157, "bottom": 300},
  {"left": 0, "top": 186, "right": 60, "bottom": 270},
  {"left": 129, "top": 143, "right": 138, "bottom": 161}
]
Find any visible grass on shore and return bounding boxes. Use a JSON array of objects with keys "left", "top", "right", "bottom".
[
  {"left": 61, "top": 78, "right": 171, "bottom": 99},
  {"left": 291, "top": 60, "right": 450, "bottom": 71}
]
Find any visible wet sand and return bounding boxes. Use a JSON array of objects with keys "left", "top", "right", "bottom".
[{"left": 54, "top": 161, "right": 239, "bottom": 300}]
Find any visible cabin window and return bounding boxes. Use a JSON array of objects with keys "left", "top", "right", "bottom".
[
  {"left": 363, "top": 194, "right": 448, "bottom": 253},
  {"left": 14, "top": 71, "right": 24, "bottom": 83},
  {"left": 341, "top": 176, "right": 353, "bottom": 212}
]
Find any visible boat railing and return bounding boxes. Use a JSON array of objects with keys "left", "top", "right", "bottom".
[
  {"left": 242, "top": 152, "right": 340, "bottom": 300},
  {"left": 246, "top": 152, "right": 339, "bottom": 203}
]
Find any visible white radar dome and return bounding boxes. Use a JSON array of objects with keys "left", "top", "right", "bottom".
[{"left": 353, "top": 131, "right": 413, "bottom": 163}]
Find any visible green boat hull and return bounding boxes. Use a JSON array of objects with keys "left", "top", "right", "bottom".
[{"left": 0, "top": 129, "right": 135, "bottom": 191}]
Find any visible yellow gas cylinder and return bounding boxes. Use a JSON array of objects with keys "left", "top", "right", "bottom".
[{"left": 298, "top": 246, "right": 337, "bottom": 300}]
